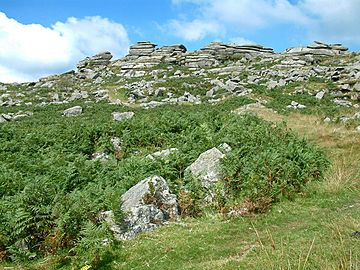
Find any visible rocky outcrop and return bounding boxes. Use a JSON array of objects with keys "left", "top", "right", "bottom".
[
  {"left": 285, "top": 41, "right": 348, "bottom": 56},
  {"left": 76, "top": 52, "right": 113, "bottom": 79}
]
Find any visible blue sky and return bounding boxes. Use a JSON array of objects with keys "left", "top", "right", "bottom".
[{"left": 1, "top": 0, "right": 360, "bottom": 82}]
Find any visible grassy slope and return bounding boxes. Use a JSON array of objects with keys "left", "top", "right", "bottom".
[
  {"left": 113, "top": 110, "right": 360, "bottom": 270},
  {"left": 18, "top": 105, "right": 359, "bottom": 270}
]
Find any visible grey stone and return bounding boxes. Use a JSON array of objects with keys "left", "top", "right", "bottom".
[
  {"left": 111, "top": 137, "right": 122, "bottom": 151},
  {"left": 323, "top": 117, "right": 332, "bottom": 123},
  {"left": 119, "top": 175, "right": 178, "bottom": 240},
  {"left": 185, "top": 147, "right": 225, "bottom": 189},
  {"left": 146, "top": 148, "right": 178, "bottom": 160},
  {"left": 112, "top": 111, "right": 134, "bottom": 121},
  {"left": 334, "top": 99, "right": 352, "bottom": 107},
  {"left": 63, "top": 106, "right": 83, "bottom": 117},
  {"left": 315, "top": 90, "right": 326, "bottom": 100},
  {"left": 0, "top": 115, "right": 7, "bottom": 123}
]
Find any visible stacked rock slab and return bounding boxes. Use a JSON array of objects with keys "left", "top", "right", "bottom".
[
  {"left": 182, "top": 42, "right": 274, "bottom": 69},
  {"left": 152, "top": 44, "right": 187, "bottom": 63},
  {"left": 113, "top": 42, "right": 187, "bottom": 71},
  {"left": 285, "top": 41, "right": 348, "bottom": 56},
  {"left": 201, "top": 42, "right": 274, "bottom": 58},
  {"left": 127, "top": 41, "right": 157, "bottom": 59},
  {"left": 76, "top": 51, "right": 113, "bottom": 79}
]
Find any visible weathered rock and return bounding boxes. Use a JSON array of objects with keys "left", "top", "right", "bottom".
[
  {"left": 185, "top": 147, "right": 225, "bottom": 189},
  {"left": 0, "top": 115, "right": 7, "bottom": 123},
  {"left": 334, "top": 99, "right": 352, "bottom": 107},
  {"left": 77, "top": 51, "right": 113, "bottom": 70},
  {"left": 128, "top": 41, "right": 157, "bottom": 58},
  {"left": 315, "top": 90, "right": 326, "bottom": 100},
  {"left": 285, "top": 41, "right": 348, "bottom": 57},
  {"left": 112, "top": 111, "right": 134, "bottom": 121},
  {"left": 119, "top": 175, "right": 178, "bottom": 240},
  {"left": 110, "top": 137, "right": 122, "bottom": 151},
  {"left": 63, "top": 106, "right": 82, "bottom": 117},
  {"left": 1, "top": 111, "right": 33, "bottom": 122}
]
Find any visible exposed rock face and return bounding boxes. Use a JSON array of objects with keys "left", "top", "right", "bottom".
[
  {"left": 285, "top": 41, "right": 348, "bottom": 56},
  {"left": 112, "top": 111, "right": 134, "bottom": 121},
  {"left": 76, "top": 52, "right": 113, "bottom": 79},
  {"left": 63, "top": 106, "right": 83, "bottom": 117},
  {"left": 118, "top": 175, "right": 178, "bottom": 240},
  {"left": 128, "top": 41, "right": 157, "bottom": 58}
]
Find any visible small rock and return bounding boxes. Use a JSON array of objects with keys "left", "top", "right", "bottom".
[
  {"left": 315, "top": 90, "right": 326, "bottom": 100},
  {"left": 334, "top": 99, "right": 352, "bottom": 107},
  {"left": 111, "top": 137, "right": 122, "bottom": 151},
  {"left": 323, "top": 117, "right": 331, "bottom": 123},
  {"left": 112, "top": 111, "right": 134, "bottom": 121},
  {"left": 63, "top": 106, "right": 82, "bottom": 117},
  {"left": 146, "top": 148, "right": 178, "bottom": 160},
  {"left": 218, "top": 143, "right": 232, "bottom": 153}
]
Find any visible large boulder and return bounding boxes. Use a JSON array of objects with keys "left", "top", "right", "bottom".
[
  {"left": 116, "top": 175, "right": 178, "bottom": 240},
  {"left": 185, "top": 147, "right": 225, "bottom": 189}
]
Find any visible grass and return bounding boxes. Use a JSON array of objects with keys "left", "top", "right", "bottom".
[{"left": 2, "top": 99, "right": 358, "bottom": 270}]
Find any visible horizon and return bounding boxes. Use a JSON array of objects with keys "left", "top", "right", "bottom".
[{"left": 1, "top": 0, "right": 360, "bottom": 83}]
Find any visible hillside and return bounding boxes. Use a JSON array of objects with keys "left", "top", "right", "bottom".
[{"left": 0, "top": 40, "right": 359, "bottom": 269}]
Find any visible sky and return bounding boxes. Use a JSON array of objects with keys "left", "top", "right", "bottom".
[{"left": 1, "top": 0, "right": 360, "bottom": 83}]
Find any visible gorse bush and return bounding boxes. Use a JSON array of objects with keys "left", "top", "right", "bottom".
[{"left": 0, "top": 97, "right": 329, "bottom": 264}]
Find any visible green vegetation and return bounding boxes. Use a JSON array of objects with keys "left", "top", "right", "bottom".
[{"left": 0, "top": 95, "right": 331, "bottom": 268}]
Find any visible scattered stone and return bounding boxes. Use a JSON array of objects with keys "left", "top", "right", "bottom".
[
  {"left": 111, "top": 137, "right": 122, "bottom": 151},
  {"left": 0, "top": 111, "right": 33, "bottom": 122},
  {"left": 146, "top": 148, "right": 178, "bottom": 160},
  {"left": 315, "top": 90, "right": 326, "bottom": 100},
  {"left": 218, "top": 143, "right": 232, "bottom": 154},
  {"left": 287, "top": 101, "right": 306, "bottom": 109},
  {"left": 323, "top": 117, "right": 332, "bottom": 123},
  {"left": 63, "top": 106, "right": 83, "bottom": 117},
  {"left": 91, "top": 152, "right": 109, "bottom": 161},
  {"left": 112, "top": 111, "right": 134, "bottom": 121},
  {"left": 334, "top": 99, "right": 352, "bottom": 107}
]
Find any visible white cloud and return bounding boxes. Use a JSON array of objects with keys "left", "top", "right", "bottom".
[
  {"left": 0, "top": 13, "right": 130, "bottom": 83},
  {"left": 229, "top": 37, "right": 256, "bottom": 45},
  {"left": 167, "top": 19, "right": 222, "bottom": 41},
  {"left": 298, "top": 0, "right": 360, "bottom": 44},
  {"left": 169, "top": 0, "right": 360, "bottom": 46}
]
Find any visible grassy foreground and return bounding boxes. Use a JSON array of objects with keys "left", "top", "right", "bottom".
[{"left": 1, "top": 100, "right": 358, "bottom": 269}]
